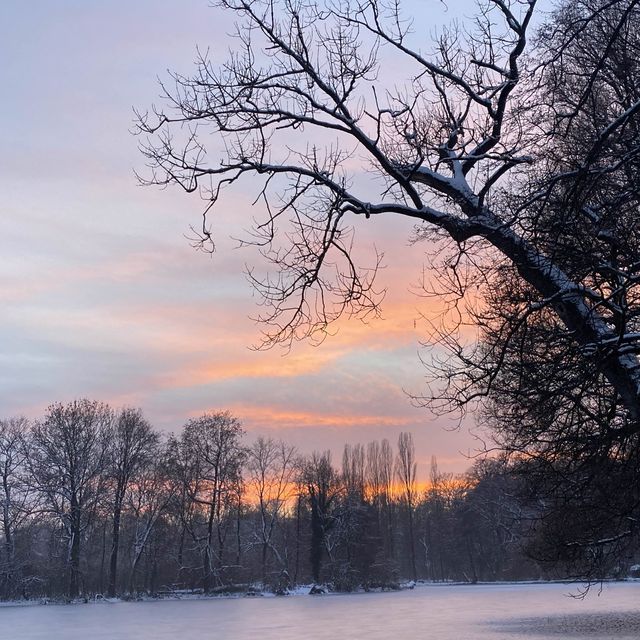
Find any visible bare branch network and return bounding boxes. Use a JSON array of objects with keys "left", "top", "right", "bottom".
[{"left": 136, "top": 1, "right": 640, "bottom": 436}]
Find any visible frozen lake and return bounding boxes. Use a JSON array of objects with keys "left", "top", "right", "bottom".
[{"left": 2, "top": 582, "right": 639, "bottom": 640}]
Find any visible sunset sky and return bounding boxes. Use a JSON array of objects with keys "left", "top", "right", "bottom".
[{"left": 1, "top": 0, "right": 550, "bottom": 475}]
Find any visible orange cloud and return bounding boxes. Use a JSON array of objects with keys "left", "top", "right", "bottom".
[
  {"left": 211, "top": 405, "right": 416, "bottom": 431},
  {"left": 154, "top": 349, "right": 343, "bottom": 388}
]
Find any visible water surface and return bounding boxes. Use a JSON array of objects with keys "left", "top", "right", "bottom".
[{"left": 2, "top": 581, "right": 639, "bottom": 639}]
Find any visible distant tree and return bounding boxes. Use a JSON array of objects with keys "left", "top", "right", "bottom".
[
  {"left": 366, "top": 439, "right": 395, "bottom": 562},
  {"left": 461, "top": 458, "right": 521, "bottom": 580},
  {"left": 126, "top": 445, "right": 175, "bottom": 593},
  {"left": 27, "top": 400, "right": 111, "bottom": 598},
  {"left": 421, "top": 456, "right": 460, "bottom": 582},
  {"left": 4, "top": 416, "right": 630, "bottom": 594},
  {"left": 246, "top": 437, "right": 298, "bottom": 587},
  {"left": 301, "top": 451, "right": 341, "bottom": 584},
  {"left": 337, "top": 444, "right": 380, "bottom": 589},
  {"left": 177, "top": 411, "right": 245, "bottom": 592},
  {"left": 105, "top": 407, "right": 159, "bottom": 597},
  {"left": 0, "top": 417, "right": 32, "bottom": 598},
  {"left": 395, "top": 432, "right": 418, "bottom": 581}
]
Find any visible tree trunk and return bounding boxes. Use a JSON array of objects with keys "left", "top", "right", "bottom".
[
  {"left": 408, "top": 505, "right": 417, "bottom": 582},
  {"left": 293, "top": 496, "right": 301, "bottom": 585},
  {"left": 309, "top": 496, "right": 323, "bottom": 583},
  {"left": 261, "top": 541, "right": 268, "bottom": 586},
  {"left": 482, "top": 214, "right": 640, "bottom": 423},
  {"left": 2, "top": 477, "right": 14, "bottom": 573},
  {"left": 235, "top": 498, "right": 241, "bottom": 570},
  {"left": 465, "top": 535, "right": 478, "bottom": 584},
  {"left": 98, "top": 520, "right": 107, "bottom": 594},
  {"left": 107, "top": 496, "right": 123, "bottom": 597},
  {"left": 68, "top": 500, "right": 82, "bottom": 599},
  {"left": 203, "top": 502, "right": 215, "bottom": 593}
]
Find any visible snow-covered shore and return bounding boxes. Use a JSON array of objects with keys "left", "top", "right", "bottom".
[{"left": 2, "top": 577, "right": 638, "bottom": 609}]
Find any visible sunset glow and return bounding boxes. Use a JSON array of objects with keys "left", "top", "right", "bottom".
[{"left": 0, "top": 0, "right": 484, "bottom": 478}]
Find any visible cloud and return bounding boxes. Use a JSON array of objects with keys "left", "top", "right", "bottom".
[{"left": 0, "top": 0, "right": 485, "bottom": 478}]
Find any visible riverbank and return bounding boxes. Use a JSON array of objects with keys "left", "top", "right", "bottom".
[{"left": 2, "top": 577, "right": 638, "bottom": 609}]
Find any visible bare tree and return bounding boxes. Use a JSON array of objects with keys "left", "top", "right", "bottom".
[
  {"left": 5, "top": 414, "right": 632, "bottom": 593},
  {"left": 342, "top": 443, "right": 366, "bottom": 501},
  {"left": 435, "top": 0, "right": 640, "bottom": 439},
  {"left": 105, "top": 407, "right": 159, "bottom": 597},
  {"left": 27, "top": 400, "right": 111, "bottom": 598},
  {"left": 443, "top": 0, "right": 640, "bottom": 575},
  {"left": 339, "top": 443, "right": 383, "bottom": 588},
  {"left": 366, "top": 438, "right": 395, "bottom": 561},
  {"left": 301, "top": 451, "right": 341, "bottom": 584},
  {"left": 177, "top": 411, "right": 245, "bottom": 592},
  {"left": 395, "top": 432, "right": 417, "bottom": 581},
  {"left": 245, "top": 436, "right": 298, "bottom": 586},
  {"left": 126, "top": 446, "right": 175, "bottom": 594},
  {"left": 0, "top": 417, "right": 32, "bottom": 597},
  {"left": 137, "top": 0, "right": 640, "bottom": 477}
]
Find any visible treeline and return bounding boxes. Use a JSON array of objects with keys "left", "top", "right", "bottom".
[{"left": 0, "top": 400, "right": 567, "bottom": 601}]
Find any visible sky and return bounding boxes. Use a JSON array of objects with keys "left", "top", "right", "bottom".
[{"left": 0, "top": 0, "right": 551, "bottom": 476}]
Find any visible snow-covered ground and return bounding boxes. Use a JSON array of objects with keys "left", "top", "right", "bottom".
[{"left": 1, "top": 581, "right": 639, "bottom": 639}]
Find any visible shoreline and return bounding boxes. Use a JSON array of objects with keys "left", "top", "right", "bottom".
[{"left": 2, "top": 578, "right": 638, "bottom": 609}]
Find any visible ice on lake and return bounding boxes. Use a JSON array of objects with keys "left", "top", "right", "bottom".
[{"left": 2, "top": 581, "right": 639, "bottom": 639}]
